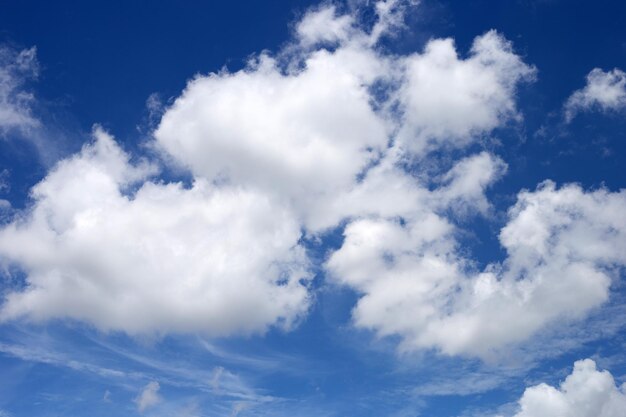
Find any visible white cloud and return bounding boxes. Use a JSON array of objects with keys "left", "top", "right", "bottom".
[
  {"left": 0, "top": 128, "right": 311, "bottom": 335},
  {"left": 511, "top": 359, "right": 626, "bottom": 417},
  {"left": 2, "top": 2, "right": 604, "bottom": 361},
  {"left": 296, "top": 0, "right": 417, "bottom": 48},
  {"left": 154, "top": 41, "right": 390, "bottom": 231},
  {"left": 296, "top": 5, "right": 355, "bottom": 47},
  {"left": 434, "top": 151, "right": 508, "bottom": 215},
  {"left": 326, "top": 181, "right": 626, "bottom": 357},
  {"left": 154, "top": 7, "right": 533, "bottom": 232},
  {"left": 396, "top": 30, "right": 536, "bottom": 154},
  {"left": 565, "top": 68, "right": 626, "bottom": 121},
  {"left": 365, "top": 0, "right": 418, "bottom": 45},
  {"left": 0, "top": 45, "right": 39, "bottom": 134},
  {"left": 135, "top": 381, "right": 161, "bottom": 413}
]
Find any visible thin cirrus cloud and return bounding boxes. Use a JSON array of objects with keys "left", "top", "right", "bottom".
[
  {"left": 0, "top": 45, "right": 70, "bottom": 165},
  {"left": 0, "top": 1, "right": 625, "bottom": 361},
  {"left": 564, "top": 67, "right": 626, "bottom": 122},
  {"left": 0, "top": 45, "right": 39, "bottom": 135}
]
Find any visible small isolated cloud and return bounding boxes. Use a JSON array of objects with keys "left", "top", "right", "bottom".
[
  {"left": 231, "top": 401, "right": 251, "bottom": 417},
  {"left": 564, "top": 68, "right": 626, "bottom": 121},
  {"left": 296, "top": 4, "right": 355, "bottom": 47},
  {"left": 0, "top": 169, "right": 10, "bottom": 193},
  {"left": 0, "top": 45, "right": 39, "bottom": 135},
  {"left": 135, "top": 381, "right": 161, "bottom": 413},
  {"left": 144, "top": 92, "right": 164, "bottom": 128},
  {"left": 209, "top": 366, "right": 225, "bottom": 391},
  {"left": 511, "top": 359, "right": 626, "bottom": 417}
]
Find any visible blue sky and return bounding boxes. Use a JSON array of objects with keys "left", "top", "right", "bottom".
[{"left": 0, "top": 1, "right": 626, "bottom": 416}]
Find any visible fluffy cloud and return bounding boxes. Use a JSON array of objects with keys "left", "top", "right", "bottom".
[
  {"left": 3, "top": 2, "right": 615, "bottom": 359},
  {"left": 135, "top": 381, "right": 161, "bottom": 413},
  {"left": 434, "top": 151, "right": 508, "bottom": 215},
  {"left": 565, "top": 68, "right": 626, "bottom": 121},
  {"left": 296, "top": 5, "right": 355, "bottom": 47},
  {"left": 396, "top": 30, "right": 536, "bottom": 154},
  {"left": 155, "top": 8, "right": 533, "bottom": 231},
  {"left": 0, "top": 45, "right": 39, "bottom": 134},
  {"left": 296, "top": 0, "right": 413, "bottom": 48},
  {"left": 511, "top": 359, "right": 626, "bottom": 417},
  {"left": 154, "top": 44, "right": 390, "bottom": 231},
  {"left": 0, "top": 129, "right": 310, "bottom": 335},
  {"left": 327, "top": 182, "right": 626, "bottom": 356}
]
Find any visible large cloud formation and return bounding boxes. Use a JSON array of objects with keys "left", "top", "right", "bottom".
[
  {"left": 0, "top": 129, "right": 310, "bottom": 335},
  {"left": 511, "top": 359, "right": 626, "bottom": 417},
  {"left": 0, "top": 1, "right": 625, "bottom": 355},
  {"left": 327, "top": 181, "right": 626, "bottom": 356}
]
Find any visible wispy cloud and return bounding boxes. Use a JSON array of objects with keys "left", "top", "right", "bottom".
[
  {"left": 0, "top": 340, "right": 137, "bottom": 381},
  {"left": 0, "top": 45, "right": 39, "bottom": 135},
  {"left": 135, "top": 381, "right": 161, "bottom": 413}
]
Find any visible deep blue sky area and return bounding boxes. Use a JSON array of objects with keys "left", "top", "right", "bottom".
[
  {"left": 1, "top": 0, "right": 624, "bottom": 138},
  {"left": 0, "top": 0, "right": 624, "bottom": 192},
  {"left": 1, "top": 0, "right": 315, "bottom": 138},
  {"left": 0, "top": 1, "right": 625, "bottom": 417}
]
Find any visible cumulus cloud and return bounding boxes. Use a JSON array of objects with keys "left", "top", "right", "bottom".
[
  {"left": 135, "top": 381, "right": 161, "bottom": 413},
  {"left": 327, "top": 182, "right": 626, "bottom": 357},
  {"left": 155, "top": 45, "right": 390, "bottom": 231},
  {"left": 0, "top": 128, "right": 311, "bottom": 335},
  {"left": 396, "top": 30, "right": 536, "bottom": 154},
  {"left": 565, "top": 68, "right": 626, "bottom": 121},
  {"left": 296, "top": 4, "right": 355, "bottom": 47},
  {"left": 511, "top": 359, "right": 626, "bottom": 417},
  {"left": 0, "top": 45, "right": 39, "bottom": 134},
  {"left": 296, "top": 0, "right": 416, "bottom": 48},
  {"left": 3, "top": 1, "right": 614, "bottom": 360},
  {"left": 434, "top": 151, "right": 508, "bottom": 215},
  {"left": 154, "top": 7, "right": 533, "bottom": 231}
]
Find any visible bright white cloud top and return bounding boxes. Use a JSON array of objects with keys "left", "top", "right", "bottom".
[
  {"left": 396, "top": 30, "right": 535, "bottom": 153},
  {"left": 511, "top": 359, "right": 626, "bottom": 417},
  {"left": 0, "top": 129, "right": 310, "bottom": 335},
  {"left": 565, "top": 68, "right": 626, "bottom": 121},
  {"left": 0, "top": 2, "right": 625, "bottom": 363},
  {"left": 328, "top": 181, "right": 626, "bottom": 356}
]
